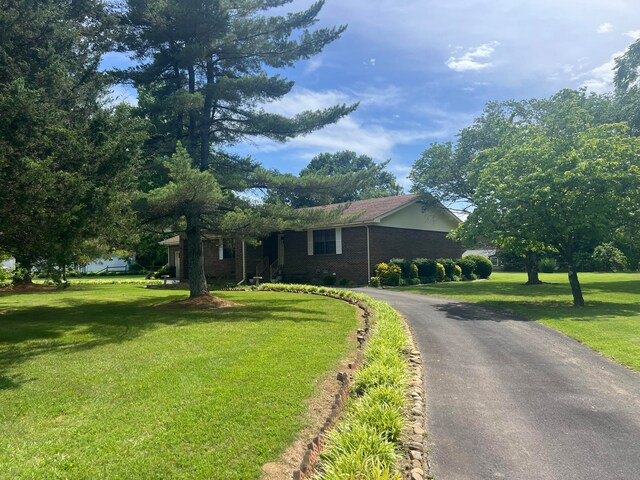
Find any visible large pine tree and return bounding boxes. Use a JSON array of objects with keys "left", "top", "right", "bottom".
[{"left": 119, "top": 0, "right": 357, "bottom": 298}]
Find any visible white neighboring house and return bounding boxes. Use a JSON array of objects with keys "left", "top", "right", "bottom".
[
  {"left": 1, "top": 257, "right": 16, "bottom": 270},
  {"left": 79, "top": 257, "right": 132, "bottom": 273},
  {"left": 0, "top": 256, "right": 131, "bottom": 273},
  {"left": 463, "top": 249, "right": 502, "bottom": 269}
]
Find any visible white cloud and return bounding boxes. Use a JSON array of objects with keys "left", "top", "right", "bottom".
[
  {"left": 304, "top": 57, "right": 323, "bottom": 74},
  {"left": 597, "top": 22, "right": 613, "bottom": 34},
  {"left": 249, "top": 116, "right": 438, "bottom": 160},
  {"left": 580, "top": 51, "right": 623, "bottom": 93},
  {"left": 625, "top": 30, "right": 640, "bottom": 39},
  {"left": 445, "top": 41, "right": 499, "bottom": 72}
]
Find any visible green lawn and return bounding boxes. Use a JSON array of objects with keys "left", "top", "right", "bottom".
[
  {"left": 400, "top": 272, "right": 640, "bottom": 372},
  {"left": 0, "top": 285, "right": 358, "bottom": 479}
]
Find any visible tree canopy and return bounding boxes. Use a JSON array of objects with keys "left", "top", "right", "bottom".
[
  {"left": 452, "top": 90, "right": 640, "bottom": 305},
  {"left": 268, "top": 150, "right": 403, "bottom": 208},
  {"left": 0, "top": 0, "right": 146, "bottom": 281}
]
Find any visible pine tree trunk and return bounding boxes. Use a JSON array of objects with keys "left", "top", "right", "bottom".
[
  {"left": 187, "top": 64, "right": 198, "bottom": 160},
  {"left": 185, "top": 214, "right": 209, "bottom": 298},
  {"left": 524, "top": 250, "right": 542, "bottom": 285},
  {"left": 567, "top": 264, "right": 585, "bottom": 307},
  {"left": 199, "top": 60, "right": 214, "bottom": 171}
]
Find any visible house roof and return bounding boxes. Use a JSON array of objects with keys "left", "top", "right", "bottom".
[
  {"left": 308, "top": 194, "right": 420, "bottom": 223},
  {"left": 463, "top": 249, "right": 497, "bottom": 258},
  {"left": 159, "top": 235, "right": 180, "bottom": 246}
]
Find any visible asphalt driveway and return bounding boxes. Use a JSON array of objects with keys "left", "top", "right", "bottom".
[{"left": 360, "top": 288, "right": 640, "bottom": 480}]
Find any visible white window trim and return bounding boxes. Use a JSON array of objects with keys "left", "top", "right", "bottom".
[
  {"left": 307, "top": 228, "right": 342, "bottom": 255},
  {"left": 218, "top": 238, "right": 224, "bottom": 260}
]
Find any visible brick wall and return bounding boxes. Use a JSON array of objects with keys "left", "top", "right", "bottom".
[
  {"left": 369, "top": 226, "right": 463, "bottom": 267},
  {"left": 282, "top": 227, "right": 369, "bottom": 284},
  {"left": 281, "top": 225, "right": 462, "bottom": 284}
]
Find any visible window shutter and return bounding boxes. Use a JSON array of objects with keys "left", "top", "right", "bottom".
[
  {"left": 218, "top": 239, "right": 224, "bottom": 260},
  {"left": 307, "top": 230, "right": 313, "bottom": 256},
  {"left": 336, "top": 228, "right": 342, "bottom": 254}
]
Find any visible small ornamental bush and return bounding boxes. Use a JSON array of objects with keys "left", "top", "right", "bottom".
[
  {"left": 339, "top": 278, "right": 349, "bottom": 286},
  {"left": 412, "top": 258, "right": 437, "bottom": 278},
  {"left": 456, "top": 257, "right": 476, "bottom": 279},
  {"left": 374, "top": 263, "right": 401, "bottom": 286},
  {"left": 539, "top": 257, "right": 558, "bottom": 273},
  {"left": 454, "top": 264, "right": 462, "bottom": 278},
  {"left": 435, "top": 262, "right": 446, "bottom": 282},
  {"left": 389, "top": 258, "right": 412, "bottom": 279},
  {"left": 409, "top": 264, "right": 418, "bottom": 279},
  {"left": 437, "top": 258, "right": 457, "bottom": 280},
  {"left": 464, "top": 254, "right": 493, "bottom": 279},
  {"left": 369, "top": 276, "right": 381, "bottom": 287},
  {"left": 409, "top": 277, "right": 420, "bottom": 285},
  {"left": 419, "top": 276, "right": 434, "bottom": 284}
]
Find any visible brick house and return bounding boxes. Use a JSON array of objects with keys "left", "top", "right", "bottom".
[{"left": 160, "top": 194, "right": 463, "bottom": 284}]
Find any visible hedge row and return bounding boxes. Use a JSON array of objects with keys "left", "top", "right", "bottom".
[
  {"left": 257, "top": 284, "right": 411, "bottom": 479},
  {"left": 370, "top": 255, "right": 493, "bottom": 286}
]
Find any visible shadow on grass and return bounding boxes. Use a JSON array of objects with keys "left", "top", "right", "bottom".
[{"left": 0, "top": 289, "right": 339, "bottom": 391}]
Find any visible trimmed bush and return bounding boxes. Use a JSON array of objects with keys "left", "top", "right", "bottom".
[
  {"left": 389, "top": 258, "right": 411, "bottom": 279},
  {"left": 464, "top": 254, "right": 493, "bottom": 279},
  {"left": 412, "top": 258, "right": 437, "bottom": 278},
  {"left": 538, "top": 257, "right": 558, "bottom": 273},
  {"left": 435, "top": 262, "right": 446, "bottom": 282},
  {"left": 374, "top": 263, "right": 401, "bottom": 286},
  {"left": 409, "top": 277, "right": 420, "bottom": 285},
  {"left": 369, "top": 276, "right": 381, "bottom": 287},
  {"left": 456, "top": 257, "right": 476, "bottom": 279},
  {"left": 419, "top": 276, "right": 434, "bottom": 284},
  {"left": 437, "top": 258, "right": 457, "bottom": 280},
  {"left": 323, "top": 275, "right": 337, "bottom": 286}
]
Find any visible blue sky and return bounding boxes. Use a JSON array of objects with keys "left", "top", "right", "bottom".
[{"left": 106, "top": 0, "right": 640, "bottom": 190}]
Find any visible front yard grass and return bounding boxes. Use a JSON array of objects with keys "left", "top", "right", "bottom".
[
  {"left": 400, "top": 272, "right": 640, "bottom": 372},
  {"left": 0, "top": 284, "right": 358, "bottom": 479}
]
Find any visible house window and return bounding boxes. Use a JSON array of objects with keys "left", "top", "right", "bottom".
[
  {"left": 307, "top": 228, "right": 342, "bottom": 256},
  {"left": 218, "top": 239, "right": 234, "bottom": 260},
  {"left": 313, "top": 229, "right": 336, "bottom": 255}
]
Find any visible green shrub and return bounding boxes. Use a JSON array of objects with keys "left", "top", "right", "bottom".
[
  {"left": 412, "top": 258, "right": 437, "bottom": 277},
  {"left": 388, "top": 258, "right": 411, "bottom": 279},
  {"left": 374, "top": 263, "right": 401, "bottom": 286},
  {"left": 464, "top": 254, "right": 493, "bottom": 279},
  {"left": 592, "top": 243, "right": 628, "bottom": 272},
  {"left": 538, "top": 257, "right": 558, "bottom": 273},
  {"left": 418, "top": 276, "right": 434, "bottom": 284},
  {"left": 437, "top": 258, "right": 457, "bottom": 280},
  {"left": 456, "top": 258, "right": 476, "bottom": 279},
  {"left": 323, "top": 275, "right": 337, "bottom": 286},
  {"left": 339, "top": 278, "right": 349, "bottom": 286},
  {"left": 434, "top": 262, "right": 445, "bottom": 282},
  {"left": 369, "top": 276, "right": 381, "bottom": 287},
  {"left": 409, "top": 264, "right": 418, "bottom": 279},
  {"left": 409, "top": 277, "right": 420, "bottom": 285}
]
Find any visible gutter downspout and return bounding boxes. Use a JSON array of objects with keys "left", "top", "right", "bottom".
[{"left": 366, "top": 226, "right": 371, "bottom": 281}]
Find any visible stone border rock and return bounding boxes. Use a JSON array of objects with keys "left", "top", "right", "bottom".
[{"left": 400, "top": 320, "right": 430, "bottom": 480}]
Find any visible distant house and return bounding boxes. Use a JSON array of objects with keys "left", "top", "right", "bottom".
[{"left": 160, "top": 194, "right": 463, "bottom": 284}]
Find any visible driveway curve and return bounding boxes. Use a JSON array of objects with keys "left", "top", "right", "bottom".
[{"left": 359, "top": 288, "right": 640, "bottom": 480}]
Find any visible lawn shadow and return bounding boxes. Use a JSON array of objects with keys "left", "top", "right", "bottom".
[{"left": 0, "top": 289, "right": 342, "bottom": 391}]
